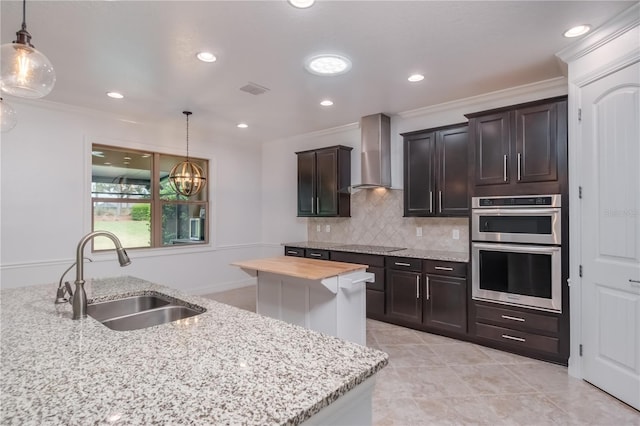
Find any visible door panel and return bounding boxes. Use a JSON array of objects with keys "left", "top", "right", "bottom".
[
  {"left": 404, "top": 134, "right": 434, "bottom": 216},
  {"left": 316, "top": 149, "right": 338, "bottom": 215},
  {"left": 515, "top": 103, "right": 559, "bottom": 183},
  {"left": 473, "top": 112, "right": 510, "bottom": 186},
  {"left": 436, "top": 125, "right": 469, "bottom": 215},
  {"left": 297, "top": 151, "right": 316, "bottom": 216},
  {"left": 386, "top": 270, "right": 422, "bottom": 323},
  {"left": 581, "top": 61, "right": 640, "bottom": 410}
]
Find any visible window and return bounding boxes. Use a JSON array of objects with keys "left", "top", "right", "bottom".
[{"left": 91, "top": 144, "right": 209, "bottom": 250}]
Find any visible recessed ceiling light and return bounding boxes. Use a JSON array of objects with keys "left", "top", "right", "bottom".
[
  {"left": 305, "top": 54, "right": 352, "bottom": 76},
  {"left": 288, "top": 0, "right": 315, "bottom": 8},
  {"left": 196, "top": 52, "right": 217, "bottom": 63},
  {"left": 106, "top": 92, "right": 124, "bottom": 99},
  {"left": 237, "top": 123, "right": 249, "bottom": 129},
  {"left": 103, "top": 162, "right": 112, "bottom": 165},
  {"left": 563, "top": 24, "right": 591, "bottom": 38},
  {"left": 320, "top": 100, "right": 334, "bottom": 106},
  {"left": 123, "top": 161, "right": 130, "bottom": 165},
  {"left": 408, "top": 74, "right": 425, "bottom": 82},
  {"left": 92, "top": 150, "right": 104, "bottom": 157},
  {"left": 141, "top": 154, "right": 151, "bottom": 158},
  {"left": 123, "top": 156, "right": 131, "bottom": 160}
]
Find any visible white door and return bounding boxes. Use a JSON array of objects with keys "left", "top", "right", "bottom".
[{"left": 581, "top": 61, "right": 640, "bottom": 410}]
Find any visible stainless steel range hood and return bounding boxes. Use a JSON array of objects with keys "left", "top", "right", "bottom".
[{"left": 352, "top": 113, "right": 391, "bottom": 189}]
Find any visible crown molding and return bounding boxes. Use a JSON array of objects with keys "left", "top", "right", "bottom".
[
  {"left": 398, "top": 77, "right": 567, "bottom": 119},
  {"left": 556, "top": 2, "right": 640, "bottom": 64}
]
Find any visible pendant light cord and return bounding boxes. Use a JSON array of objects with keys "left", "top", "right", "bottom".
[
  {"left": 183, "top": 111, "right": 192, "bottom": 161},
  {"left": 22, "top": 0, "right": 27, "bottom": 30}
]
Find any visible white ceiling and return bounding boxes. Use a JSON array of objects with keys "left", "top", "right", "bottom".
[{"left": 1, "top": 1, "right": 634, "bottom": 144}]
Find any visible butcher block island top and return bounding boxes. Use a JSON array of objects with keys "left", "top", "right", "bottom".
[
  {"left": 1, "top": 276, "right": 387, "bottom": 425},
  {"left": 231, "top": 256, "right": 368, "bottom": 280}
]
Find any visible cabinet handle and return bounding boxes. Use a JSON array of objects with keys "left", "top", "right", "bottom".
[
  {"left": 438, "top": 191, "right": 442, "bottom": 213},
  {"left": 425, "top": 276, "right": 430, "bottom": 300},
  {"left": 434, "top": 266, "right": 453, "bottom": 271},
  {"left": 517, "top": 153, "right": 522, "bottom": 181},
  {"left": 503, "top": 155, "right": 508, "bottom": 182},
  {"left": 429, "top": 191, "right": 433, "bottom": 213},
  {"left": 311, "top": 197, "right": 315, "bottom": 214},
  {"left": 395, "top": 262, "right": 411, "bottom": 267},
  {"left": 316, "top": 197, "right": 320, "bottom": 213},
  {"left": 630, "top": 279, "right": 640, "bottom": 286},
  {"left": 286, "top": 250, "right": 298, "bottom": 255},
  {"left": 309, "top": 253, "right": 322, "bottom": 257},
  {"left": 501, "top": 334, "right": 526, "bottom": 343},
  {"left": 416, "top": 275, "right": 420, "bottom": 299},
  {"left": 501, "top": 314, "right": 525, "bottom": 322}
]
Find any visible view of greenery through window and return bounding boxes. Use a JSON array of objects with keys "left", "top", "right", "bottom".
[{"left": 92, "top": 145, "right": 208, "bottom": 250}]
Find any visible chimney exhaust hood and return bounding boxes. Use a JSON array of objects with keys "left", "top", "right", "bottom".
[{"left": 352, "top": 113, "right": 391, "bottom": 189}]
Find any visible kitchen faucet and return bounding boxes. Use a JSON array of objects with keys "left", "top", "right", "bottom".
[
  {"left": 71, "top": 231, "right": 131, "bottom": 320},
  {"left": 55, "top": 257, "right": 92, "bottom": 304}
]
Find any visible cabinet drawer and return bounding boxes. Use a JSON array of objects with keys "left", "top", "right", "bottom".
[
  {"left": 386, "top": 256, "right": 422, "bottom": 272},
  {"left": 305, "top": 249, "right": 330, "bottom": 260},
  {"left": 424, "top": 260, "right": 467, "bottom": 277},
  {"left": 476, "top": 323, "right": 559, "bottom": 355},
  {"left": 283, "top": 246, "right": 305, "bottom": 257},
  {"left": 475, "top": 304, "right": 558, "bottom": 334},
  {"left": 331, "top": 251, "right": 385, "bottom": 268}
]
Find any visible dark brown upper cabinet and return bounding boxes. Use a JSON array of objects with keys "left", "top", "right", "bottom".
[
  {"left": 296, "top": 145, "right": 352, "bottom": 217},
  {"left": 466, "top": 96, "right": 567, "bottom": 196},
  {"left": 402, "top": 123, "right": 469, "bottom": 217}
]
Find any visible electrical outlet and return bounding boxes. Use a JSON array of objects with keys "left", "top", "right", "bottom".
[
  {"left": 452, "top": 229, "right": 460, "bottom": 240},
  {"left": 416, "top": 226, "right": 423, "bottom": 237},
  {"left": 325, "top": 225, "right": 331, "bottom": 233},
  {"left": 316, "top": 225, "right": 321, "bottom": 232}
]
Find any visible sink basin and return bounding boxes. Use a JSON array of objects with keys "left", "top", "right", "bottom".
[
  {"left": 87, "top": 293, "right": 205, "bottom": 331},
  {"left": 87, "top": 295, "right": 171, "bottom": 322}
]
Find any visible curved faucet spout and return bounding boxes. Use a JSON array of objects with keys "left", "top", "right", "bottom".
[{"left": 73, "top": 230, "right": 131, "bottom": 319}]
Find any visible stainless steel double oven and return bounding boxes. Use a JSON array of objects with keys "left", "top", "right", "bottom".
[{"left": 471, "top": 194, "right": 562, "bottom": 312}]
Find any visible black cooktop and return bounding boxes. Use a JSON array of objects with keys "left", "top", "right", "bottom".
[{"left": 336, "top": 244, "right": 406, "bottom": 253}]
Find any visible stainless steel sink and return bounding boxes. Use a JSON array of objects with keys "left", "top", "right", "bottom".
[{"left": 87, "top": 293, "right": 205, "bottom": 331}]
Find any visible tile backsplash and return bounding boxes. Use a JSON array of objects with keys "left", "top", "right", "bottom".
[{"left": 308, "top": 188, "right": 469, "bottom": 253}]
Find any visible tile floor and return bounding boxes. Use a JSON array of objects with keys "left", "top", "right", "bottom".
[{"left": 203, "top": 286, "right": 640, "bottom": 426}]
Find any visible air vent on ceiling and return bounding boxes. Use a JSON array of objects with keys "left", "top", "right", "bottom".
[{"left": 239, "top": 82, "right": 270, "bottom": 95}]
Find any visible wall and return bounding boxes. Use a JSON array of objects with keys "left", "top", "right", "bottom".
[
  {"left": 0, "top": 100, "right": 263, "bottom": 294},
  {"left": 261, "top": 77, "right": 569, "bottom": 255},
  {"left": 308, "top": 189, "right": 468, "bottom": 252}
]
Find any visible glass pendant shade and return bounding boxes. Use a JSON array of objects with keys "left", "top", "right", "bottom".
[
  {"left": 0, "top": 98, "right": 18, "bottom": 133},
  {"left": 1, "top": 43, "right": 56, "bottom": 99},
  {"left": 168, "top": 111, "right": 207, "bottom": 197},
  {"left": 169, "top": 160, "right": 206, "bottom": 197}
]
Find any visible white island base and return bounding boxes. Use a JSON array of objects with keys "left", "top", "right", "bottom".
[{"left": 256, "top": 269, "right": 372, "bottom": 346}]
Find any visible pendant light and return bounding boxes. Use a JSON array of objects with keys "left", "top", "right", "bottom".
[
  {"left": 168, "top": 111, "right": 207, "bottom": 197},
  {"left": 1, "top": 98, "right": 18, "bottom": 133},
  {"left": 0, "top": 0, "right": 56, "bottom": 99}
]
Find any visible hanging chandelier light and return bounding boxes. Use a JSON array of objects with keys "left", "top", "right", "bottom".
[
  {"left": 0, "top": 0, "right": 56, "bottom": 99},
  {"left": 168, "top": 111, "right": 207, "bottom": 197}
]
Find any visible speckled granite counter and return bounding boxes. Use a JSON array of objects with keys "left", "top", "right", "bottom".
[
  {"left": 1, "top": 276, "right": 388, "bottom": 425},
  {"left": 284, "top": 241, "right": 469, "bottom": 263}
]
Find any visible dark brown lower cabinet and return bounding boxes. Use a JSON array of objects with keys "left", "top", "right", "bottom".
[
  {"left": 472, "top": 301, "right": 564, "bottom": 363},
  {"left": 386, "top": 268, "right": 422, "bottom": 323},
  {"left": 423, "top": 274, "right": 467, "bottom": 334}
]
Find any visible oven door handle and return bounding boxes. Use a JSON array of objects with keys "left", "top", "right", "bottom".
[
  {"left": 472, "top": 242, "right": 560, "bottom": 254},
  {"left": 472, "top": 208, "right": 561, "bottom": 215}
]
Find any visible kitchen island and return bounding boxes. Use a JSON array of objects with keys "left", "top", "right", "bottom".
[
  {"left": 0, "top": 276, "right": 387, "bottom": 425},
  {"left": 232, "top": 256, "right": 373, "bottom": 346}
]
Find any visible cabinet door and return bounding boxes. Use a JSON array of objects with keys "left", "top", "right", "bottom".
[
  {"left": 404, "top": 133, "right": 435, "bottom": 216},
  {"left": 472, "top": 112, "right": 511, "bottom": 186},
  {"left": 514, "top": 102, "right": 559, "bottom": 183},
  {"left": 316, "top": 149, "right": 338, "bottom": 216},
  {"left": 386, "top": 269, "right": 422, "bottom": 323},
  {"left": 436, "top": 125, "right": 468, "bottom": 216},
  {"left": 423, "top": 275, "right": 467, "bottom": 334},
  {"left": 297, "top": 151, "right": 316, "bottom": 216}
]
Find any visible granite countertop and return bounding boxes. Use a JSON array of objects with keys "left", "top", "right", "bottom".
[
  {"left": 1, "top": 276, "right": 388, "bottom": 425},
  {"left": 232, "top": 256, "right": 368, "bottom": 280},
  {"left": 284, "top": 241, "right": 469, "bottom": 263}
]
